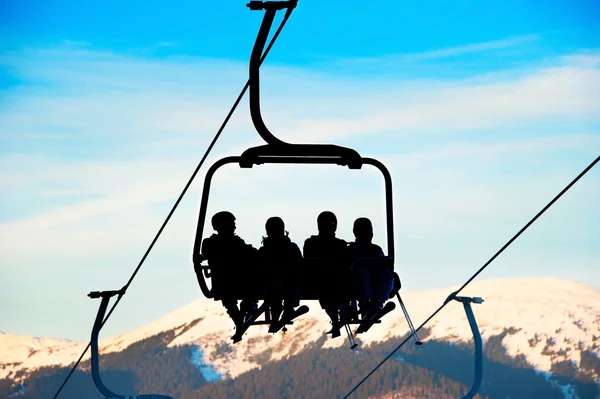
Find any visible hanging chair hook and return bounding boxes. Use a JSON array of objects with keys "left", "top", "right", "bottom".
[
  {"left": 247, "top": 1, "right": 298, "bottom": 11},
  {"left": 243, "top": 1, "right": 363, "bottom": 168},
  {"left": 248, "top": 2, "right": 294, "bottom": 146}
]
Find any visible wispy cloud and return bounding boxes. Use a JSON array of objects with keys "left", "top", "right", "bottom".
[
  {"left": 341, "top": 34, "right": 542, "bottom": 65},
  {"left": 268, "top": 64, "right": 600, "bottom": 145},
  {"left": 1, "top": 44, "right": 599, "bottom": 340},
  {"left": 5, "top": 44, "right": 598, "bottom": 158},
  {"left": 410, "top": 35, "right": 541, "bottom": 59},
  {"left": 2, "top": 45, "right": 598, "bottom": 254},
  {"left": 61, "top": 39, "right": 92, "bottom": 48}
]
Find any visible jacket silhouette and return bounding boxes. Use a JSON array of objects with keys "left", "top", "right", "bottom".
[
  {"left": 303, "top": 211, "right": 350, "bottom": 336},
  {"left": 259, "top": 216, "right": 302, "bottom": 319},
  {"left": 201, "top": 211, "right": 259, "bottom": 326},
  {"left": 347, "top": 217, "right": 393, "bottom": 316}
]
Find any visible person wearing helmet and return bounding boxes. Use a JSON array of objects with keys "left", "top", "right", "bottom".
[
  {"left": 201, "top": 211, "right": 259, "bottom": 327},
  {"left": 347, "top": 217, "right": 394, "bottom": 319},
  {"left": 303, "top": 211, "right": 350, "bottom": 338},
  {"left": 258, "top": 216, "right": 302, "bottom": 324}
]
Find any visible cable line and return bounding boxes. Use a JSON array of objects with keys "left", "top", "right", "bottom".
[
  {"left": 342, "top": 154, "right": 600, "bottom": 399},
  {"left": 51, "top": 7, "right": 297, "bottom": 399}
]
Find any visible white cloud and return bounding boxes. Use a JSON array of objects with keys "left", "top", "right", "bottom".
[
  {"left": 271, "top": 66, "right": 600, "bottom": 144},
  {"left": 1, "top": 45, "right": 599, "bottom": 339},
  {"left": 3, "top": 46, "right": 599, "bottom": 154}
]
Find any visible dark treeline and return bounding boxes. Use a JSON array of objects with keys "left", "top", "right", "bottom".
[
  {"left": 581, "top": 350, "right": 600, "bottom": 375},
  {"left": 182, "top": 328, "right": 599, "bottom": 399},
  {"left": 0, "top": 378, "right": 12, "bottom": 398},
  {"left": 4, "top": 327, "right": 599, "bottom": 399},
  {"left": 5, "top": 326, "right": 208, "bottom": 399},
  {"left": 182, "top": 333, "right": 485, "bottom": 399},
  {"left": 399, "top": 328, "right": 599, "bottom": 399}
]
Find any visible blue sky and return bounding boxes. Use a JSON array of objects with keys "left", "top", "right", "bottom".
[{"left": 1, "top": 0, "right": 599, "bottom": 341}]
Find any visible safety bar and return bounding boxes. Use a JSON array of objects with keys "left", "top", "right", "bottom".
[{"left": 396, "top": 293, "right": 422, "bottom": 345}]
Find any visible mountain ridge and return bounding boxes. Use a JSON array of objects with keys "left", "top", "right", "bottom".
[{"left": 2, "top": 277, "right": 599, "bottom": 386}]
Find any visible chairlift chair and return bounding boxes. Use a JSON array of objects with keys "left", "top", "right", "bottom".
[{"left": 192, "top": 0, "right": 420, "bottom": 344}]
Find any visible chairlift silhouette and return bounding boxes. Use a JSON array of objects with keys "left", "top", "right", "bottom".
[
  {"left": 81, "top": 3, "right": 486, "bottom": 399},
  {"left": 192, "top": 0, "right": 422, "bottom": 346}
]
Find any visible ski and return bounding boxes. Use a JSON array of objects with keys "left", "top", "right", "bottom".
[
  {"left": 355, "top": 301, "right": 396, "bottom": 335},
  {"left": 231, "top": 307, "right": 264, "bottom": 343},
  {"left": 268, "top": 305, "right": 309, "bottom": 334}
]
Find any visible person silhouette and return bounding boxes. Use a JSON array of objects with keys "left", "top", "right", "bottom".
[
  {"left": 258, "top": 216, "right": 302, "bottom": 322},
  {"left": 303, "top": 211, "right": 350, "bottom": 337},
  {"left": 347, "top": 217, "right": 394, "bottom": 318},
  {"left": 201, "top": 211, "right": 259, "bottom": 327}
]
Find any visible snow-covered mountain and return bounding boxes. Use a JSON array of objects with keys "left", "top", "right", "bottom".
[{"left": 2, "top": 277, "right": 599, "bottom": 386}]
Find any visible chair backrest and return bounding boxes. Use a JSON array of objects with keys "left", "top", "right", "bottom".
[{"left": 207, "top": 254, "right": 397, "bottom": 301}]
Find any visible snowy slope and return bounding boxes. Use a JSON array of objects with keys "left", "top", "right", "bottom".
[
  {"left": 2, "top": 277, "right": 599, "bottom": 383},
  {"left": 0, "top": 333, "right": 83, "bottom": 374}
]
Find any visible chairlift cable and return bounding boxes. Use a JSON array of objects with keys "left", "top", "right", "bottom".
[
  {"left": 50, "top": 7, "right": 297, "bottom": 399},
  {"left": 341, "top": 154, "right": 600, "bottom": 399}
]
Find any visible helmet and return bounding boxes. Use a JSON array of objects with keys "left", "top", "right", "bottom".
[
  {"left": 353, "top": 217, "right": 373, "bottom": 240},
  {"left": 317, "top": 211, "right": 337, "bottom": 234},
  {"left": 211, "top": 211, "right": 235, "bottom": 232},
  {"left": 265, "top": 216, "right": 285, "bottom": 237}
]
